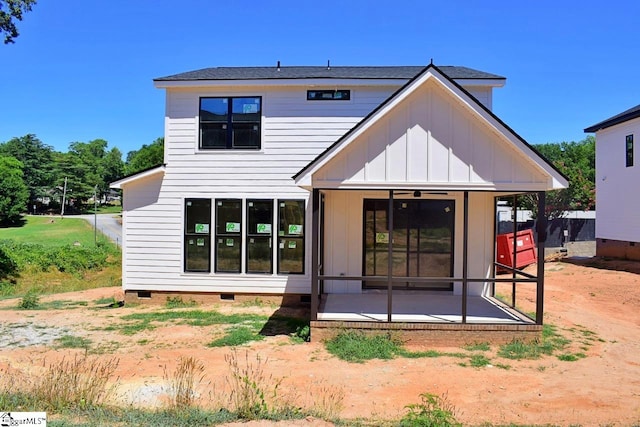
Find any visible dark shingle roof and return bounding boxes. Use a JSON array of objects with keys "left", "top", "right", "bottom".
[
  {"left": 154, "top": 65, "right": 504, "bottom": 82},
  {"left": 584, "top": 104, "right": 640, "bottom": 132}
]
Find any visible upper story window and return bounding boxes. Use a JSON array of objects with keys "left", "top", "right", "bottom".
[
  {"left": 307, "top": 90, "right": 350, "bottom": 101},
  {"left": 199, "top": 97, "right": 261, "bottom": 150},
  {"left": 626, "top": 135, "right": 634, "bottom": 167}
]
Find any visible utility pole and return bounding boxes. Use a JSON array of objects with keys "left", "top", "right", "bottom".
[{"left": 61, "top": 177, "right": 68, "bottom": 218}]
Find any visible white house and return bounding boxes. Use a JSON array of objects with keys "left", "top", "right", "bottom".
[
  {"left": 112, "top": 63, "right": 567, "bottom": 341},
  {"left": 585, "top": 105, "right": 640, "bottom": 260}
]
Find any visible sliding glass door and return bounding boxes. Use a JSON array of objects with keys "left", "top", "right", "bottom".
[{"left": 363, "top": 199, "right": 454, "bottom": 290}]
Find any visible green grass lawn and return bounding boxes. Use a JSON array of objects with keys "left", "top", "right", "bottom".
[
  {"left": 0, "top": 216, "right": 109, "bottom": 247},
  {"left": 0, "top": 215, "right": 121, "bottom": 298}
]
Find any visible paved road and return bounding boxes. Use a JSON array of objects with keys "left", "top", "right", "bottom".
[{"left": 76, "top": 214, "right": 122, "bottom": 246}]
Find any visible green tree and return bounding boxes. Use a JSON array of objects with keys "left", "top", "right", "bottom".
[
  {"left": 0, "top": 155, "right": 29, "bottom": 224},
  {"left": 125, "top": 137, "right": 164, "bottom": 175},
  {"left": 52, "top": 151, "right": 97, "bottom": 209},
  {"left": 52, "top": 139, "right": 124, "bottom": 209},
  {"left": 0, "top": 0, "right": 37, "bottom": 44},
  {"left": 102, "top": 147, "right": 124, "bottom": 189},
  {"left": 522, "top": 136, "right": 595, "bottom": 218},
  {"left": 0, "top": 134, "right": 55, "bottom": 205}
]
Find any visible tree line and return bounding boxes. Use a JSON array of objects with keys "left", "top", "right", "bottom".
[
  {"left": 0, "top": 134, "right": 595, "bottom": 225},
  {"left": 0, "top": 134, "right": 163, "bottom": 224}
]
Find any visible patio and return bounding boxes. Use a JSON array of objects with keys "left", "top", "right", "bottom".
[{"left": 317, "top": 291, "right": 533, "bottom": 324}]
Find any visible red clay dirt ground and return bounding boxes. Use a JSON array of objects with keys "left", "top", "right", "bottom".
[{"left": 0, "top": 258, "right": 639, "bottom": 426}]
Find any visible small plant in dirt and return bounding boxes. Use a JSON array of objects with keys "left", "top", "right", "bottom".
[
  {"left": 325, "top": 330, "right": 404, "bottom": 363},
  {"left": 164, "top": 356, "right": 207, "bottom": 410},
  {"left": 94, "top": 296, "right": 116, "bottom": 305},
  {"left": 209, "top": 326, "right": 265, "bottom": 347},
  {"left": 557, "top": 352, "right": 587, "bottom": 362},
  {"left": 18, "top": 288, "right": 40, "bottom": 309},
  {"left": 463, "top": 342, "right": 490, "bottom": 352},
  {"left": 224, "top": 349, "right": 290, "bottom": 420},
  {"left": 498, "top": 324, "right": 570, "bottom": 360},
  {"left": 165, "top": 296, "right": 197, "bottom": 308},
  {"left": 400, "top": 392, "right": 461, "bottom": 427},
  {"left": 54, "top": 334, "right": 92, "bottom": 350},
  {"left": 468, "top": 354, "right": 491, "bottom": 368},
  {"left": 293, "top": 324, "right": 310, "bottom": 342}
]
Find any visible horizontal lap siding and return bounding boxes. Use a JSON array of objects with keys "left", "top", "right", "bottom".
[
  {"left": 124, "top": 85, "right": 397, "bottom": 294},
  {"left": 595, "top": 119, "right": 640, "bottom": 242}
]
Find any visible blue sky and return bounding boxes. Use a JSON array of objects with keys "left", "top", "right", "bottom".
[{"left": 1, "top": 0, "right": 638, "bottom": 157}]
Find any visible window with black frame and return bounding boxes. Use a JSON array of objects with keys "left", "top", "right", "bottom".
[
  {"left": 246, "top": 200, "right": 273, "bottom": 273},
  {"left": 184, "top": 199, "right": 211, "bottom": 272},
  {"left": 627, "top": 135, "right": 634, "bottom": 167},
  {"left": 215, "top": 199, "right": 242, "bottom": 272},
  {"left": 278, "top": 200, "right": 305, "bottom": 274},
  {"left": 200, "top": 97, "right": 261, "bottom": 149}
]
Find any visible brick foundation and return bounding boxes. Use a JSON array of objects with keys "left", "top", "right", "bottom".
[
  {"left": 596, "top": 238, "right": 640, "bottom": 261},
  {"left": 310, "top": 321, "right": 542, "bottom": 346},
  {"left": 123, "top": 290, "right": 310, "bottom": 308}
]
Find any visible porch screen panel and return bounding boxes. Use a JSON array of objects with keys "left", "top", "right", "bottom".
[
  {"left": 215, "top": 199, "right": 242, "bottom": 273},
  {"left": 278, "top": 200, "right": 305, "bottom": 274},
  {"left": 247, "top": 200, "right": 273, "bottom": 274},
  {"left": 184, "top": 199, "right": 211, "bottom": 272}
]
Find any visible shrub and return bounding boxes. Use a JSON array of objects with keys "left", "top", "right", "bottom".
[
  {"left": 18, "top": 288, "right": 40, "bottom": 309},
  {"left": 0, "top": 240, "right": 110, "bottom": 275},
  {"left": 401, "top": 392, "right": 461, "bottom": 427}
]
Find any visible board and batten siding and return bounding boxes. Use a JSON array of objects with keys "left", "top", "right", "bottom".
[
  {"left": 312, "top": 80, "right": 548, "bottom": 189},
  {"left": 595, "top": 116, "right": 640, "bottom": 243}
]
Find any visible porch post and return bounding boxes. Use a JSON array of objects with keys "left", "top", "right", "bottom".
[
  {"left": 311, "top": 188, "right": 320, "bottom": 321},
  {"left": 512, "top": 194, "right": 518, "bottom": 308},
  {"left": 462, "top": 191, "right": 469, "bottom": 323},
  {"left": 536, "top": 191, "right": 547, "bottom": 325},
  {"left": 387, "top": 190, "right": 394, "bottom": 322}
]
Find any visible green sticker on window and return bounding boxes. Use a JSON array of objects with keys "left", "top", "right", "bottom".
[
  {"left": 195, "top": 223, "right": 209, "bottom": 234},
  {"left": 256, "top": 223, "right": 271, "bottom": 234},
  {"left": 376, "top": 233, "right": 389, "bottom": 244},
  {"left": 288, "top": 224, "right": 302, "bottom": 235},
  {"left": 197, "top": 238, "right": 205, "bottom": 246},
  {"left": 226, "top": 222, "right": 240, "bottom": 233},
  {"left": 226, "top": 238, "right": 234, "bottom": 247}
]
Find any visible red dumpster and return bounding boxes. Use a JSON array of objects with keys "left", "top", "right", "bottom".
[{"left": 496, "top": 229, "right": 537, "bottom": 272}]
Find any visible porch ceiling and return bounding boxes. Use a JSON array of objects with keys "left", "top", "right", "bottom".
[{"left": 318, "top": 293, "right": 532, "bottom": 324}]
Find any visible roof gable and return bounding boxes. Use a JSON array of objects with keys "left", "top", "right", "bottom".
[
  {"left": 584, "top": 104, "right": 640, "bottom": 133},
  {"left": 294, "top": 64, "right": 567, "bottom": 191}
]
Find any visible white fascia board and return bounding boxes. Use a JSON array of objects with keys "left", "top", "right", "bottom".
[
  {"left": 110, "top": 166, "right": 165, "bottom": 189},
  {"left": 454, "top": 78, "right": 505, "bottom": 88}
]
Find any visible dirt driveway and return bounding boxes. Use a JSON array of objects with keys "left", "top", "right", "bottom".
[{"left": 0, "top": 258, "right": 639, "bottom": 426}]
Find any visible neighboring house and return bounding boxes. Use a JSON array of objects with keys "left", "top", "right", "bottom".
[
  {"left": 585, "top": 105, "right": 640, "bottom": 261},
  {"left": 112, "top": 63, "right": 567, "bottom": 342}
]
